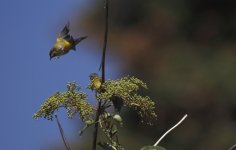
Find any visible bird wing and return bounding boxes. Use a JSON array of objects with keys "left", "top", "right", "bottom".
[
  {"left": 64, "top": 35, "right": 74, "bottom": 43},
  {"left": 59, "top": 22, "right": 70, "bottom": 38}
]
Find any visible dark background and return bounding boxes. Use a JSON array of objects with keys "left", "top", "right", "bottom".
[{"left": 75, "top": 0, "right": 236, "bottom": 149}]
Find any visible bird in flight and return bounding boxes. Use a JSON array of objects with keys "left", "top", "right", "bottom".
[{"left": 49, "top": 23, "right": 87, "bottom": 60}]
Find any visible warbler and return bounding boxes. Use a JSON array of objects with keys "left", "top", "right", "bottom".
[
  {"left": 49, "top": 23, "right": 87, "bottom": 60},
  {"left": 89, "top": 73, "right": 102, "bottom": 91}
]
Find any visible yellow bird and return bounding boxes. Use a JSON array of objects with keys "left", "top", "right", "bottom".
[
  {"left": 89, "top": 73, "right": 102, "bottom": 91},
  {"left": 49, "top": 23, "right": 87, "bottom": 60}
]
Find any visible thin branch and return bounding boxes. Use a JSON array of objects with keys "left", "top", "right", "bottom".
[
  {"left": 228, "top": 144, "right": 236, "bottom": 150},
  {"left": 101, "top": 0, "right": 109, "bottom": 83},
  {"left": 55, "top": 115, "right": 71, "bottom": 150},
  {"left": 92, "top": 0, "right": 109, "bottom": 150},
  {"left": 92, "top": 101, "right": 102, "bottom": 150},
  {"left": 154, "top": 114, "right": 188, "bottom": 146}
]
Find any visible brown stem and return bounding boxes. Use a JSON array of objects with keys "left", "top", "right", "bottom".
[
  {"left": 101, "top": 0, "right": 109, "bottom": 83},
  {"left": 92, "top": 101, "right": 102, "bottom": 150},
  {"left": 55, "top": 115, "right": 71, "bottom": 150},
  {"left": 92, "top": 0, "right": 109, "bottom": 150}
]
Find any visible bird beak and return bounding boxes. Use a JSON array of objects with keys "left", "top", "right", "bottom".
[{"left": 49, "top": 49, "right": 53, "bottom": 60}]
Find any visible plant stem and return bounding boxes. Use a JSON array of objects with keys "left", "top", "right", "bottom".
[
  {"left": 92, "top": 0, "right": 109, "bottom": 150},
  {"left": 101, "top": 0, "right": 109, "bottom": 83},
  {"left": 154, "top": 114, "right": 188, "bottom": 146},
  {"left": 55, "top": 115, "right": 71, "bottom": 150},
  {"left": 92, "top": 101, "right": 102, "bottom": 150},
  {"left": 228, "top": 144, "right": 236, "bottom": 150}
]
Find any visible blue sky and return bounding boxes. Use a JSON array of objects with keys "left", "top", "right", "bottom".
[{"left": 0, "top": 0, "right": 120, "bottom": 149}]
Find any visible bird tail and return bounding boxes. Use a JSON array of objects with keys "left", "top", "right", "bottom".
[{"left": 75, "top": 36, "right": 88, "bottom": 45}]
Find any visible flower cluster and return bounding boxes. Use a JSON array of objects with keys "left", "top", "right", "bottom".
[
  {"left": 33, "top": 82, "right": 93, "bottom": 121},
  {"left": 97, "top": 76, "right": 157, "bottom": 124}
]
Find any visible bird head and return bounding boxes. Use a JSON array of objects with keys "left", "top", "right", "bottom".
[
  {"left": 89, "top": 73, "right": 99, "bottom": 80},
  {"left": 49, "top": 48, "right": 57, "bottom": 60}
]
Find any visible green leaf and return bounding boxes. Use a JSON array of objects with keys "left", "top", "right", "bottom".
[
  {"left": 113, "top": 114, "right": 123, "bottom": 123},
  {"left": 140, "top": 146, "right": 166, "bottom": 150}
]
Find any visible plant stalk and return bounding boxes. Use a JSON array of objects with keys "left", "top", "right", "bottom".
[
  {"left": 92, "top": 0, "right": 109, "bottom": 150},
  {"left": 55, "top": 115, "right": 71, "bottom": 150}
]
